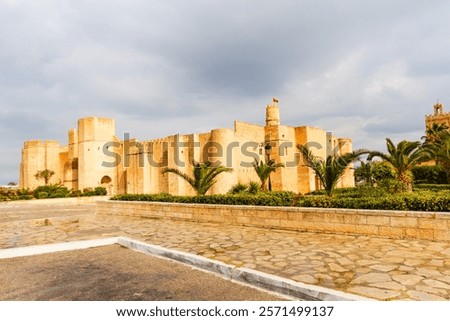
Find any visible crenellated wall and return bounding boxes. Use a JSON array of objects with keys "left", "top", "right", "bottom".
[{"left": 20, "top": 99, "right": 355, "bottom": 195}]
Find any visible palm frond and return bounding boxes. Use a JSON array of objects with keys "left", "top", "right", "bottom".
[{"left": 164, "top": 162, "right": 232, "bottom": 195}]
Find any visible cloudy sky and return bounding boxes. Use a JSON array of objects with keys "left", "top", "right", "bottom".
[{"left": 1, "top": 0, "right": 450, "bottom": 184}]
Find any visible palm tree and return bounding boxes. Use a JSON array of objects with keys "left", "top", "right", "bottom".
[
  {"left": 252, "top": 159, "right": 284, "bottom": 191},
  {"left": 368, "top": 139, "right": 429, "bottom": 192},
  {"left": 163, "top": 162, "right": 232, "bottom": 195},
  {"left": 354, "top": 161, "right": 395, "bottom": 186},
  {"left": 34, "top": 169, "right": 55, "bottom": 186},
  {"left": 298, "top": 145, "right": 366, "bottom": 196},
  {"left": 424, "top": 132, "right": 450, "bottom": 183},
  {"left": 354, "top": 161, "right": 375, "bottom": 186},
  {"left": 422, "top": 122, "right": 449, "bottom": 145}
]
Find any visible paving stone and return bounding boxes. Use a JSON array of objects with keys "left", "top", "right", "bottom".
[
  {"left": 350, "top": 273, "right": 392, "bottom": 285},
  {"left": 371, "top": 281, "right": 405, "bottom": 291},
  {"left": 407, "top": 291, "right": 446, "bottom": 301},
  {"left": 384, "top": 257, "right": 404, "bottom": 264},
  {"left": 423, "top": 279, "right": 450, "bottom": 290},
  {"left": 404, "top": 259, "right": 425, "bottom": 266},
  {"left": 428, "top": 259, "right": 444, "bottom": 267},
  {"left": 347, "top": 286, "right": 400, "bottom": 300},
  {"left": 334, "top": 278, "right": 348, "bottom": 286},
  {"left": 242, "top": 263, "right": 256, "bottom": 269},
  {"left": 292, "top": 274, "right": 318, "bottom": 284},
  {"left": 2, "top": 204, "right": 450, "bottom": 301},
  {"left": 415, "top": 286, "right": 448, "bottom": 296},
  {"left": 416, "top": 268, "right": 443, "bottom": 278},
  {"left": 273, "top": 261, "right": 289, "bottom": 268},
  {"left": 437, "top": 276, "right": 450, "bottom": 284},
  {"left": 398, "top": 266, "right": 415, "bottom": 272},
  {"left": 369, "top": 264, "right": 397, "bottom": 272},
  {"left": 392, "top": 275, "right": 423, "bottom": 286},
  {"left": 355, "top": 267, "right": 372, "bottom": 274},
  {"left": 337, "top": 257, "right": 354, "bottom": 266},
  {"left": 328, "top": 263, "right": 348, "bottom": 272},
  {"left": 356, "top": 259, "right": 379, "bottom": 266}
]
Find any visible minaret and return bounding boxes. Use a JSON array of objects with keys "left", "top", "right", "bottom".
[
  {"left": 264, "top": 98, "right": 283, "bottom": 191},
  {"left": 434, "top": 100, "right": 444, "bottom": 115},
  {"left": 426, "top": 100, "right": 450, "bottom": 129},
  {"left": 265, "top": 98, "right": 280, "bottom": 126}
]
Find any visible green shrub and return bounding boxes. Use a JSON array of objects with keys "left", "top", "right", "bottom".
[
  {"left": 94, "top": 186, "right": 107, "bottom": 195},
  {"left": 18, "top": 194, "right": 33, "bottom": 200},
  {"left": 81, "top": 186, "right": 107, "bottom": 197},
  {"left": 70, "top": 190, "right": 83, "bottom": 197},
  {"left": 228, "top": 181, "right": 262, "bottom": 195},
  {"left": 33, "top": 185, "right": 70, "bottom": 199},
  {"left": 36, "top": 192, "right": 49, "bottom": 199},
  {"left": 297, "top": 191, "right": 450, "bottom": 212},
  {"left": 112, "top": 191, "right": 296, "bottom": 207},
  {"left": 414, "top": 184, "right": 450, "bottom": 192},
  {"left": 247, "top": 181, "right": 262, "bottom": 195},
  {"left": 228, "top": 183, "right": 248, "bottom": 194},
  {"left": 412, "top": 165, "right": 448, "bottom": 184},
  {"left": 378, "top": 179, "right": 407, "bottom": 194}
]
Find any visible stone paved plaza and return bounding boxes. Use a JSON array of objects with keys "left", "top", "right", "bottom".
[{"left": 1, "top": 201, "right": 450, "bottom": 301}]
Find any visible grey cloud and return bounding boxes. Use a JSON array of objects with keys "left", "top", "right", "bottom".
[{"left": 1, "top": 1, "right": 450, "bottom": 183}]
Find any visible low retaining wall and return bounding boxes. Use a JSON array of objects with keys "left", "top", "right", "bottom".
[
  {"left": 96, "top": 201, "right": 450, "bottom": 241},
  {"left": 1, "top": 196, "right": 109, "bottom": 207}
]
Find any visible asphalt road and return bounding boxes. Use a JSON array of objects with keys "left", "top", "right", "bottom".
[{"left": 0, "top": 245, "right": 288, "bottom": 301}]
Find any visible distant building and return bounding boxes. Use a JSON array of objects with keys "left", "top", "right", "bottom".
[
  {"left": 425, "top": 101, "right": 450, "bottom": 129},
  {"left": 19, "top": 99, "right": 355, "bottom": 195}
]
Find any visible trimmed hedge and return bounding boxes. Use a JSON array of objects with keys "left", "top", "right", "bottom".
[
  {"left": 112, "top": 190, "right": 450, "bottom": 212},
  {"left": 112, "top": 191, "right": 297, "bottom": 207},
  {"left": 412, "top": 165, "right": 448, "bottom": 184},
  {"left": 298, "top": 192, "right": 450, "bottom": 212},
  {"left": 414, "top": 184, "right": 450, "bottom": 192},
  {"left": 0, "top": 185, "right": 107, "bottom": 201}
]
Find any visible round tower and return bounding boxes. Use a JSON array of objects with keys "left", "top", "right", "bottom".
[{"left": 265, "top": 98, "right": 280, "bottom": 126}]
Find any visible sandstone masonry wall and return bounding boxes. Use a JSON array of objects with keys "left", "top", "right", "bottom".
[{"left": 96, "top": 201, "right": 450, "bottom": 241}]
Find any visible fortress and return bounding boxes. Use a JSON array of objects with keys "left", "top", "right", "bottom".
[
  {"left": 19, "top": 99, "right": 355, "bottom": 195},
  {"left": 425, "top": 101, "right": 450, "bottom": 129}
]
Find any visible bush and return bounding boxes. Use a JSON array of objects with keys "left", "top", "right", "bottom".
[
  {"left": 412, "top": 165, "right": 448, "bottom": 184},
  {"left": 36, "top": 192, "right": 49, "bottom": 199},
  {"left": 228, "top": 183, "right": 248, "bottom": 194},
  {"left": 378, "top": 179, "right": 407, "bottom": 194},
  {"left": 81, "top": 186, "right": 107, "bottom": 197},
  {"left": 112, "top": 191, "right": 296, "bottom": 207},
  {"left": 297, "top": 191, "right": 450, "bottom": 212},
  {"left": 414, "top": 184, "right": 450, "bottom": 192},
  {"left": 248, "top": 182, "right": 261, "bottom": 195},
  {"left": 70, "top": 190, "right": 83, "bottom": 197},
  {"left": 33, "top": 185, "right": 70, "bottom": 199},
  {"left": 228, "top": 181, "right": 262, "bottom": 195}
]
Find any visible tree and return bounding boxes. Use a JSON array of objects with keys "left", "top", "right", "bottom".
[
  {"left": 354, "top": 161, "right": 375, "bottom": 186},
  {"left": 354, "top": 161, "right": 395, "bottom": 186},
  {"left": 298, "top": 145, "right": 366, "bottom": 196},
  {"left": 34, "top": 169, "right": 55, "bottom": 186},
  {"left": 252, "top": 159, "right": 284, "bottom": 191},
  {"left": 423, "top": 132, "right": 450, "bottom": 183},
  {"left": 422, "top": 122, "right": 449, "bottom": 145},
  {"left": 7, "top": 182, "right": 17, "bottom": 186},
  {"left": 163, "top": 162, "right": 232, "bottom": 195},
  {"left": 368, "top": 139, "right": 429, "bottom": 192}
]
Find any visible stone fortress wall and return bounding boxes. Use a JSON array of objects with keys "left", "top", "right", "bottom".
[
  {"left": 19, "top": 99, "right": 355, "bottom": 195},
  {"left": 425, "top": 101, "right": 450, "bottom": 128}
]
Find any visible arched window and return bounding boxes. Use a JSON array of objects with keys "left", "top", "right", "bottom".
[{"left": 101, "top": 176, "right": 112, "bottom": 185}]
